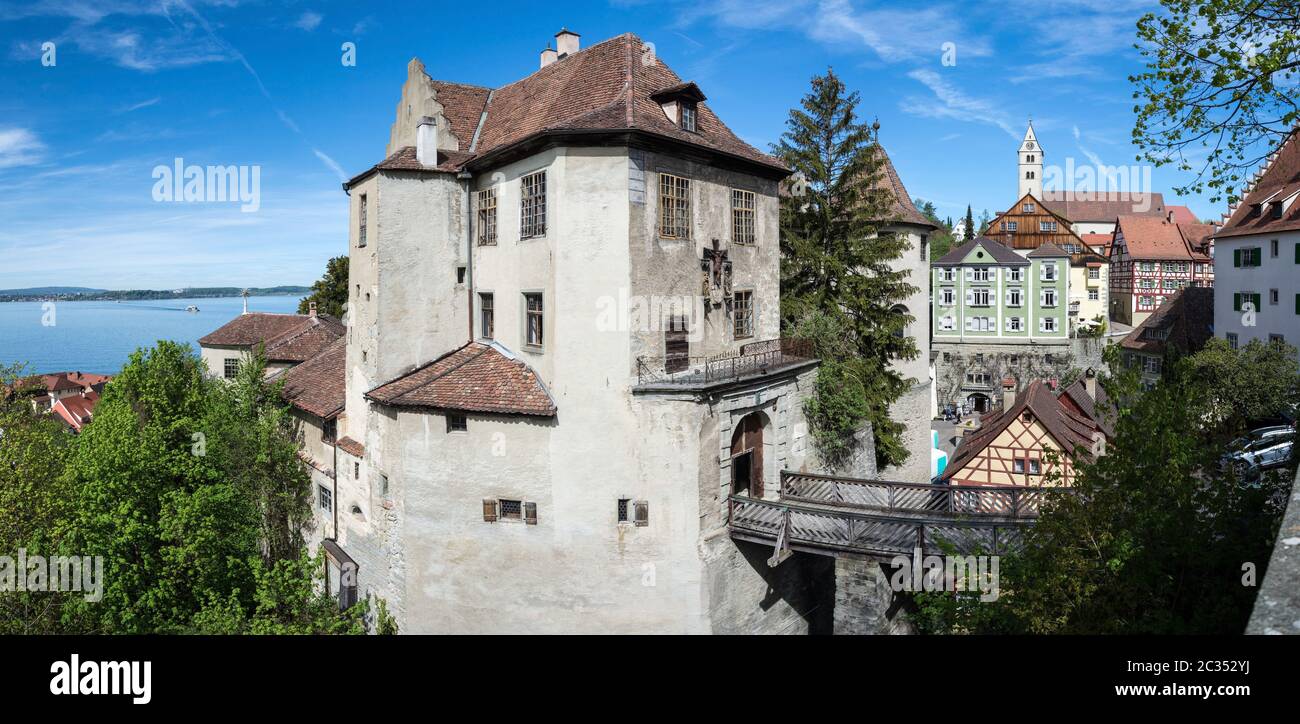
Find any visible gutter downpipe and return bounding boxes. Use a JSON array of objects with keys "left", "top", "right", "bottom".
[{"left": 460, "top": 170, "right": 474, "bottom": 341}]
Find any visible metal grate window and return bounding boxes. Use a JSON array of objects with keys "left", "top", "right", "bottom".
[
  {"left": 733, "top": 290, "right": 754, "bottom": 339},
  {"left": 358, "top": 194, "right": 368, "bottom": 247},
  {"left": 731, "top": 189, "right": 755, "bottom": 245},
  {"left": 659, "top": 173, "right": 691, "bottom": 239},
  {"left": 520, "top": 171, "right": 547, "bottom": 238},
  {"left": 525, "top": 293, "right": 544, "bottom": 348},
  {"left": 617, "top": 498, "right": 630, "bottom": 523},
  {"left": 499, "top": 499, "right": 522, "bottom": 520},
  {"left": 223, "top": 358, "right": 240, "bottom": 380},
  {"left": 476, "top": 188, "right": 497, "bottom": 245}
]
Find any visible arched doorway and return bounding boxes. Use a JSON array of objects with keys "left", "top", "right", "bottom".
[
  {"left": 967, "top": 392, "right": 991, "bottom": 414},
  {"left": 730, "top": 412, "right": 766, "bottom": 498}
]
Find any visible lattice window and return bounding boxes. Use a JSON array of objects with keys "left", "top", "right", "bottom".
[
  {"left": 223, "top": 358, "right": 240, "bottom": 380},
  {"left": 659, "top": 173, "right": 691, "bottom": 239},
  {"left": 319, "top": 485, "right": 333, "bottom": 512},
  {"left": 731, "top": 189, "right": 755, "bottom": 245},
  {"left": 617, "top": 498, "right": 630, "bottom": 523},
  {"left": 499, "top": 499, "right": 522, "bottom": 520},
  {"left": 520, "top": 171, "right": 547, "bottom": 238},
  {"left": 733, "top": 290, "right": 754, "bottom": 339},
  {"left": 476, "top": 188, "right": 497, "bottom": 245},
  {"left": 680, "top": 102, "right": 697, "bottom": 132}
]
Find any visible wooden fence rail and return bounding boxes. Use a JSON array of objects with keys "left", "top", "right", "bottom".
[{"left": 780, "top": 470, "right": 1071, "bottom": 519}]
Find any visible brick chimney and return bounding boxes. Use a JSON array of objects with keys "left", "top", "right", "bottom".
[
  {"left": 1002, "top": 376, "right": 1017, "bottom": 410},
  {"left": 416, "top": 116, "right": 438, "bottom": 167},
  {"left": 1084, "top": 367, "right": 1097, "bottom": 400},
  {"left": 540, "top": 45, "right": 557, "bottom": 68},
  {"left": 309, "top": 301, "right": 318, "bottom": 318},
  {"left": 555, "top": 28, "right": 580, "bottom": 57}
]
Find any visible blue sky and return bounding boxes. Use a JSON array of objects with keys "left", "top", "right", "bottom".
[{"left": 0, "top": 0, "right": 1213, "bottom": 289}]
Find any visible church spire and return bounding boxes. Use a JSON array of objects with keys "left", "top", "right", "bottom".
[{"left": 1018, "top": 119, "right": 1043, "bottom": 199}]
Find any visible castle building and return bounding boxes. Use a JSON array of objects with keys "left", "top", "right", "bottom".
[{"left": 193, "top": 30, "right": 935, "bottom": 633}]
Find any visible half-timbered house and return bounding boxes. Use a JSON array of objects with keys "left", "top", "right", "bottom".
[{"left": 1108, "top": 214, "right": 1215, "bottom": 326}]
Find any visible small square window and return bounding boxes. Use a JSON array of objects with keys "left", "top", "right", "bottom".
[
  {"left": 1028, "top": 459, "right": 1041, "bottom": 475},
  {"left": 447, "top": 413, "right": 467, "bottom": 432},
  {"left": 1014, "top": 458, "right": 1025, "bottom": 473},
  {"left": 223, "top": 358, "right": 240, "bottom": 380},
  {"left": 499, "top": 499, "right": 522, "bottom": 521}
]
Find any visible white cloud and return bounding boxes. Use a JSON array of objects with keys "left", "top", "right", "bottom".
[
  {"left": 312, "top": 149, "right": 347, "bottom": 182},
  {"left": 0, "top": 128, "right": 45, "bottom": 169},
  {"left": 901, "top": 69, "right": 1018, "bottom": 139},
  {"left": 294, "top": 11, "right": 322, "bottom": 32},
  {"left": 117, "top": 97, "right": 161, "bottom": 114}
]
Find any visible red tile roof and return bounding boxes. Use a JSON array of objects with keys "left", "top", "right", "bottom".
[
  {"left": 199, "top": 312, "right": 343, "bottom": 362},
  {"left": 278, "top": 338, "right": 346, "bottom": 419},
  {"left": 346, "top": 33, "right": 787, "bottom": 187},
  {"left": 876, "top": 147, "right": 938, "bottom": 229},
  {"left": 264, "top": 315, "right": 345, "bottom": 363},
  {"left": 335, "top": 437, "right": 365, "bottom": 458},
  {"left": 1059, "top": 378, "right": 1115, "bottom": 439},
  {"left": 1215, "top": 131, "right": 1300, "bottom": 239},
  {"left": 1165, "top": 205, "right": 1199, "bottom": 224},
  {"left": 1041, "top": 191, "right": 1167, "bottom": 223},
  {"left": 366, "top": 341, "right": 556, "bottom": 417},
  {"left": 1120, "top": 286, "right": 1215, "bottom": 356},
  {"left": 939, "top": 379, "right": 1101, "bottom": 483},
  {"left": 51, "top": 391, "right": 99, "bottom": 432},
  {"left": 200, "top": 313, "right": 314, "bottom": 347},
  {"left": 1114, "top": 215, "right": 1214, "bottom": 261}
]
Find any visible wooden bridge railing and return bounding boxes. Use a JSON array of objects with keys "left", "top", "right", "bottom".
[
  {"left": 780, "top": 470, "right": 1071, "bottom": 519},
  {"left": 728, "top": 495, "right": 1030, "bottom": 557}
]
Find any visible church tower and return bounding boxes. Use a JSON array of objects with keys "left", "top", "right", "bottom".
[{"left": 1018, "top": 121, "right": 1043, "bottom": 199}]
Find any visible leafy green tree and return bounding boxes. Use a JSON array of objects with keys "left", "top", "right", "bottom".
[
  {"left": 775, "top": 69, "right": 919, "bottom": 468},
  {"left": 916, "top": 342, "right": 1298, "bottom": 634},
  {"left": 297, "top": 255, "right": 349, "bottom": 318},
  {"left": 1132, "top": 0, "right": 1300, "bottom": 203}
]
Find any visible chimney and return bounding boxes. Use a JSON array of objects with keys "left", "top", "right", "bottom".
[
  {"left": 309, "top": 301, "right": 318, "bottom": 318},
  {"left": 1084, "top": 367, "right": 1097, "bottom": 400},
  {"left": 540, "top": 45, "right": 558, "bottom": 68},
  {"left": 1166, "top": 210, "right": 1174, "bottom": 223},
  {"left": 1002, "top": 376, "right": 1017, "bottom": 410},
  {"left": 555, "top": 28, "right": 580, "bottom": 57},
  {"left": 416, "top": 116, "right": 438, "bottom": 167}
]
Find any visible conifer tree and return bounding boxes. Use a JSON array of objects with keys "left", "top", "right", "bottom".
[
  {"left": 964, "top": 205, "right": 975, "bottom": 241},
  {"left": 774, "top": 69, "right": 918, "bottom": 468}
]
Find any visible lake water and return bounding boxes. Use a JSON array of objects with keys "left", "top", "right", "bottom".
[{"left": 0, "top": 296, "right": 303, "bottom": 375}]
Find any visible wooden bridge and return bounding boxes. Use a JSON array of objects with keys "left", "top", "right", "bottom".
[{"left": 728, "top": 471, "right": 1069, "bottom": 560}]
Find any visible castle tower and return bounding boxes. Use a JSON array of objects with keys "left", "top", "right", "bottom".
[{"left": 1018, "top": 121, "right": 1043, "bottom": 199}]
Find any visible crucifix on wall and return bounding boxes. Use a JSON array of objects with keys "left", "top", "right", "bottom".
[{"left": 700, "top": 238, "right": 733, "bottom": 307}]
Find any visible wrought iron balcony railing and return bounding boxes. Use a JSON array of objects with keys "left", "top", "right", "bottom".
[{"left": 635, "top": 338, "right": 815, "bottom": 387}]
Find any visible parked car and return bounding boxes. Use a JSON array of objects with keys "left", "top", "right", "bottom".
[
  {"left": 1225, "top": 438, "right": 1295, "bottom": 481},
  {"left": 1228, "top": 425, "right": 1295, "bottom": 453}
]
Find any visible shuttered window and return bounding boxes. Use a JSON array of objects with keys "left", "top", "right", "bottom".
[
  {"left": 634, "top": 500, "right": 649, "bottom": 527},
  {"left": 482, "top": 499, "right": 498, "bottom": 522},
  {"left": 524, "top": 502, "right": 538, "bottom": 525},
  {"left": 1234, "top": 247, "right": 1262, "bottom": 267},
  {"left": 664, "top": 316, "right": 690, "bottom": 373}
]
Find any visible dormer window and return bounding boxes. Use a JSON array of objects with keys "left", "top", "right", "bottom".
[
  {"left": 680, "top": 102, "right": 698, "bottom": 132},
  {"left": 650, "top": 81, "right": 707, "bottom": 135}
]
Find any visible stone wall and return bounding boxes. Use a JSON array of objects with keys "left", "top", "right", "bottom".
[
  {"left": 933, "top": 337, "right": 1110, "bottom": 411},
  {"left": 832, "top": 554, "right": 916, "bottom": 635}
]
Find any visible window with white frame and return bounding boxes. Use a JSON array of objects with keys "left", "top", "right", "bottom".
[
  {"left": 1088, "top": 289, "right": 1099, "bottom": 301},
  {"left": 1088, "top": 267, "right": 1100, "bottom": 279},
  {"left": 1007, "top": 317, "right": 1023, "bottom": 332},
  {"left": 476, "top": 188, "right": 497, "bottom": 245},
  {"left": 1042, "top": 289, "right": 1057, "bottom": 307},
  {"left": 1042, "top": 262, "right": 1057, "bottom": 281},
  {"left": 1007, "top": 288, "right": 1022, "bottom": 307},
  {"left": 1039, "top": 220, "right": 1058, "bottom": 232},
  {"left": 940, "top": 268, "right": 956, "bottom": 282},
  {"left": 941, "top": 288, "right": 955, "bottom": 306},
  {"left": 971, "top": 288, "right": 991, "bottom": 306},
  {"left": 524, "top": 293, "right": 544, "bottom": 348},
  {"left": 1008, "top": 268, "right": 1023, "bottom": 282},
  {"left": 1041, "top": 317, "right": 1058, "bottom": 333},
  {"left": 972, "top": 267, "right": 991, "bottom": 282},
  {"left": 939, "top": 315, "right": 955, "bottom": 331}
]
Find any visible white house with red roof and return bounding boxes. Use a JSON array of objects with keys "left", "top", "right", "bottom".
[
  {"left": 1212, "top": 130, "right": 1300, "bottom": 354},
  {"left": 1108, "top": 213, "right": 1215, "bottom": 326}
]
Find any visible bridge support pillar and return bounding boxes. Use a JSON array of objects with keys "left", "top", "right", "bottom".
[{"left": 832, "top": 554, "right": 914, "bottom": 635}]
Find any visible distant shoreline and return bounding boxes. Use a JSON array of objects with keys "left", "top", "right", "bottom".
[{"left": 0, "top": 288, "right": 310, "bottom": 303}]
